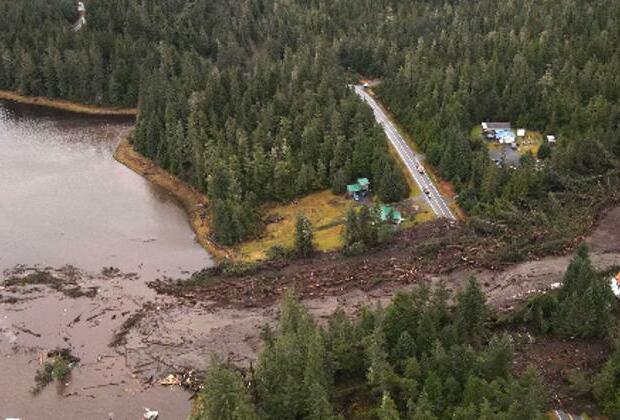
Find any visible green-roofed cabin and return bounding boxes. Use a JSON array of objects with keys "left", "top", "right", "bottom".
[
  {"left": 357, "top": 178, "right": 370, "bottom": 190},
  {"left": 348, "top": 179, "right": 371, "bottom": 201},
  {"left": 347, "top": 184, "right": 363, "bottom": 193},
  {"left": 380, "top": 205, "right": 403, "bottom": 224}
]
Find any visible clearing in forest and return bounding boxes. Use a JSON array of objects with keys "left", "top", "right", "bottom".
[{"left": 237, "top": 190, "right": 351, "bottom": 260}]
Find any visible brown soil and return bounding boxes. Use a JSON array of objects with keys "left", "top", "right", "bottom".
[
  {"left": 149, "top": 218, "right": 464, "bottom": 308},
  {"left": 511, "top": 332, "right": 610, "bottom": 415},
  {"left": 0, "top": 90, "right": 137, "bottom": 116},
  {"left": 114, "top": 135, "right": 232, "bottom": 260},
  {"left": 3, "top": 266, "right": 99, "bottom": 299},
  {"left": 3, "top": 206, "right": 619, "bottom": 417},
  {"left": 152, "top": 200, "right": 620, "bottom": 312},
  {"left": 132, "top": 205, "right": 620, "bottom": 386}
]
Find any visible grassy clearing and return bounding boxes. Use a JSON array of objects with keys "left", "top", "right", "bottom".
[
  {"left": 470, "top": 125, "right": 483, "bottom": 140},
  {"left": 518, "top": 130, "right": 543, "bottom": 156},
  {"left": 238, "top": 190, "right": 351, "bottom": 261},
  {"left": 0, "top": 90, "right": 137, "bottom": 116},
  {"left": 401, "top": 201, "right": 435, "bottom": 228},
  {"left": 476, "top": 126, "right": 543, "bottom": 157}
]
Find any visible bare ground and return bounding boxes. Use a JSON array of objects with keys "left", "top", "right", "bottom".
[
  {"left": 126, "top": 206, "right": 620, "bottom": 381},
  {"left": 2, "top": 207, "right": 619, "bottom": 418}
]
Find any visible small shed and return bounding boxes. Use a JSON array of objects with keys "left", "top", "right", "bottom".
[
  {"left": 547, "top": 135, "right": 556, "bottom": 144},
  {"left": 380, "top": 205, "right": 403, "bottom": 224},
  {"left": 357, "top": 178, "right": 370, "bottom": 191},
  {"left": 347, "top": 178, "right": 371, "bottom": 201},
  {"left": 517, "top": 129, "right": 526, "bottom": 137},
  {"left": 347, "top": 183, "right": 363, "bottom": 195}
]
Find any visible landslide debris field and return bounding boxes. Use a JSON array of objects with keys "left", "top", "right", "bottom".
[
  {"left": 152, "top": 202, "right": 620, "bottom": 312},
  {"left": 2, "top": 206, "right": 620, "bottom": 417}
]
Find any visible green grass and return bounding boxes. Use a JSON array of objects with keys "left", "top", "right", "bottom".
[
  {"left": 237, "top": 190, "right": 351, "bottom": 261},
  {"left": 470, "top": 125, "right": 483, "bottom": 140}
]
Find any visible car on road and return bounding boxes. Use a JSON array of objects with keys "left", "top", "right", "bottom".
[
  {"left": 423, "top": 187, "right": 430, "bottom": 195},
  {"left": 417, "top": 164, "right": 425, "bottom": 174}
]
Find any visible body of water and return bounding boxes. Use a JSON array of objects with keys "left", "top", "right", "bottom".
[{"left": 0, "top": 100, "right": 213, "bottom": 419}]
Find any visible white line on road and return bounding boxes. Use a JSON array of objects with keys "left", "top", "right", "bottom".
[{"left": 354, "top": 85, "right": 455, "bottom": 220}]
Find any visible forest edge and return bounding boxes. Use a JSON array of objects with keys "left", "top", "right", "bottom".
[
  {"left": 114, "top": 134, "right": 233, "bottom": 260},
  {"left": 3, "top": 89, "right": 438, "bottom": 262},
  {"left": 0, "top": 90, "right": 137, "bottom": 116}
]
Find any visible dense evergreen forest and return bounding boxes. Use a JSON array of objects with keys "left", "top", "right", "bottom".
[
  {"left": 189, "top": 246, "right": 620, "bottom": 419},
  {"left": 193, "top": 281, "right": 548, "bottom": 419},
  {"left": 1, "top": 0, "right": 619, "bottom": 250}
]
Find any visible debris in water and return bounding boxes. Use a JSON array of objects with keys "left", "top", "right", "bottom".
[
  {"left": 160, "top": 374, "right": 181, "bottom": 386},
  {"left": 158, "top": 369, "right": 204, "bottom": 392},
  {"left": 144, "top": 409, "right": 159, "bottom": 420},
  {"left": 32, "top": 348, "right": 80, "bottom": 394}
]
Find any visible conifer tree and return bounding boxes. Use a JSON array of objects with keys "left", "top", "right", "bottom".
[
  {"left": 191, "top": 360, "right": 258, "bottom": 420},
  {"left": 295, "top": 214, "right": 315, "bottom": 258},
  {"left": 454, "top": 278, "right": 488, "bottom": 346},
  {"left": 377, "top": 162, "right": 409, "bottom": 203},
  {"left": 554, "top": 244, "right": 615, "bottom": 338},
  {"left": 378, "top": 392, "right": 401, "bottom": 420}
]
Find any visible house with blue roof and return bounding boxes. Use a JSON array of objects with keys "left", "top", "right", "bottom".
[{"left": 481, "top": 122, "right": 516, "bottom": 144}]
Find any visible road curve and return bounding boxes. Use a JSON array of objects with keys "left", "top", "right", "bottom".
[{"left": 354, "top": 85, "right": 455, "bottom": 220}]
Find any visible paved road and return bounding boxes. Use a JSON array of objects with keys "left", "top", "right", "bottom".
[
  {"left": 354, "top": 85, "right": 455, "bottom": 220},
  {"left": 552, "top": 410, "right": 583, "bottom": 420}
]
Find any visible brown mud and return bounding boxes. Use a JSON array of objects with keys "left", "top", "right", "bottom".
[
  {"left": 0, "top": 90, "right": 137, "bottom": 116},
  {"left": 3, "top": 206, "right": 619, "bottom": 417},
  {"left": 0, "top": 265, "right": 191, "bottom": 419},
  {"left": 511, "top": 334, "right": 610, "bottom": 415},
  {"left": 2, "top": 93, "right": 619, "bottom": 417},
  {"left": 118, "top": 205, "right": 620, "bottom": 414}
]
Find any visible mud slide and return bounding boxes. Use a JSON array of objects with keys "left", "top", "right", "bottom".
[
  {"left": 120, "top": 206, "right": 620, "bottom": 380},
  {"left": 2, "top": 208, "right": 618, "bottom": 418}
]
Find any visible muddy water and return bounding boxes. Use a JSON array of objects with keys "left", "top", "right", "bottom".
[
  {"left": 0, "top": 100, "right": 212, "bottom": 277},
  {"left": 0, "top": 100, "right": 213, "bottom": 419}
]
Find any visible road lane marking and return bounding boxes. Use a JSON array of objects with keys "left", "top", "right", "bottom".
[{"left": 354, "top": 86, "right": 455, "bottom": 220}]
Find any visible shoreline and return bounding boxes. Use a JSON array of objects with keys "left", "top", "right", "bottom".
[
  {"left": 114, "top": 135, "right": 232, "bottom": 261},
  {"left": 0, "top": 90, "right": 137, "bottom": 116}
]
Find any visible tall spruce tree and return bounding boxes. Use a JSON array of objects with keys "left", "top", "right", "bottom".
[{"left": 294, "top": 214, "right": 315, "bottom": 258}]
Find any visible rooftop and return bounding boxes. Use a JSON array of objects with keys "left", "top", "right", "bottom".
[
  {"left": 347, "top": 184, "right": 363, "bottom": 193},
  {"left": 380, "top": 205, "right": 403, "bottom": 223},
  {"left": 357, "top": 178, "right": 370, "bottom": 187},
  {"left": 482, "top": 122, "right": 511, "bottom": 130}
]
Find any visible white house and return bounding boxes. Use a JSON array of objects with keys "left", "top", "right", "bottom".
[
  {"left": 547, "top": 135, "right": 556, "bottom": 144},
  {"left": 517, "top": 129, "right": 526, "bottom": 137}
]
